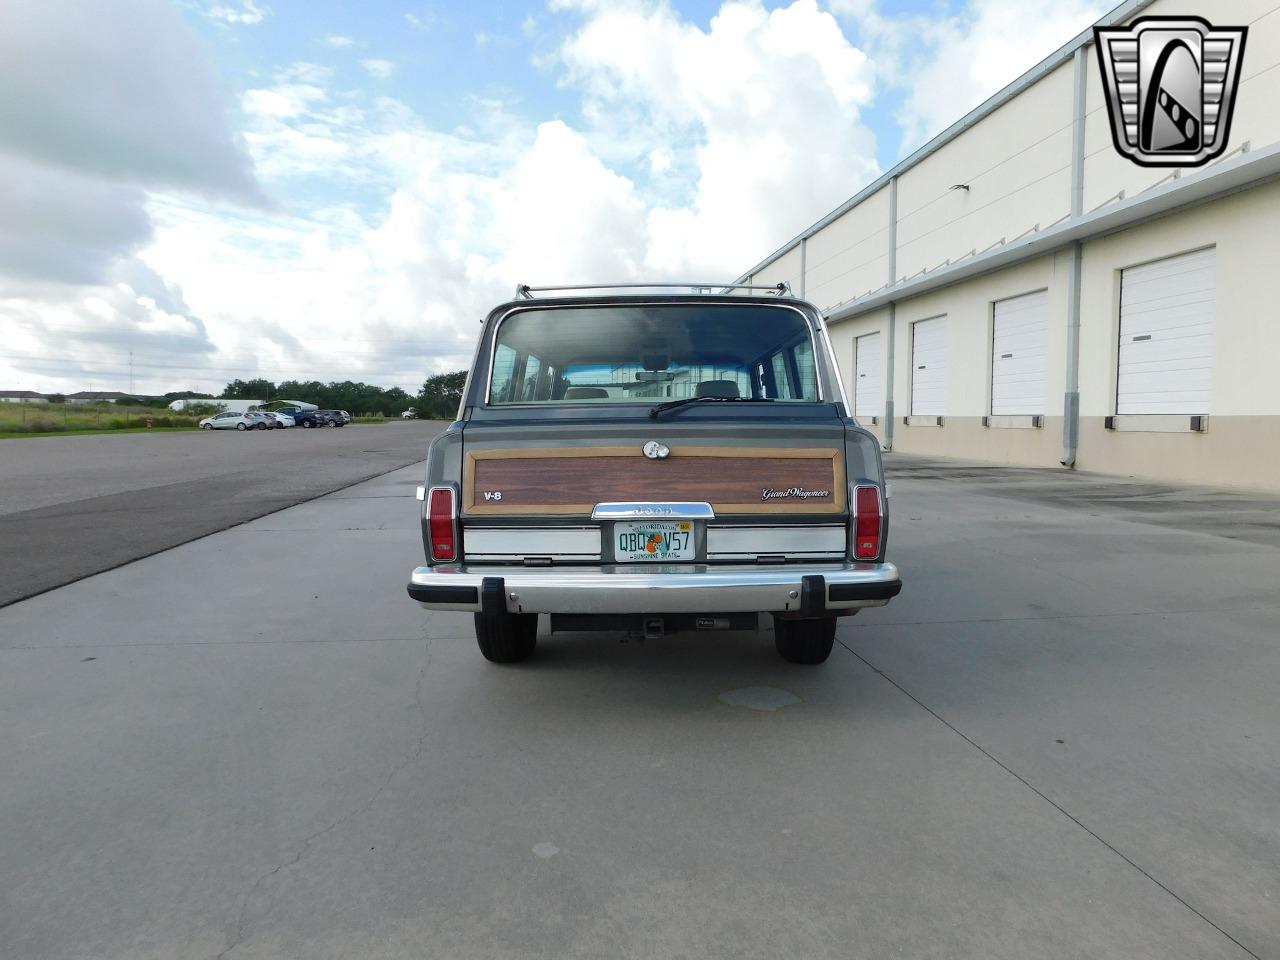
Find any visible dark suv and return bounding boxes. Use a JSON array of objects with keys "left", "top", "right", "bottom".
[
  {"left": 316, "top": 410, "right": 347, "bottom": 427},
  {"left": 276, "top": 407, "right": 321, "bottom": 428}
]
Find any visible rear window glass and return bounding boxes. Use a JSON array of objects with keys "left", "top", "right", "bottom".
[{"left": 487, "top": 304, "right": 819, "bottom": 405}]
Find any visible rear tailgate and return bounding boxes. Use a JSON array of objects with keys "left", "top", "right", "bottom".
[{"left": 459, "top": 415, "right": 851, "bottom": 564}]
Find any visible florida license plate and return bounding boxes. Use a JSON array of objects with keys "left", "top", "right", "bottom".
[{"left": 614, "top": 520, "right": 695, "bottom": 562}]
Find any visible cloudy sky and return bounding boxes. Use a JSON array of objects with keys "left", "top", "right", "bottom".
[{"left": 0, "top": 0, "right": 1105, "bottom": 396}]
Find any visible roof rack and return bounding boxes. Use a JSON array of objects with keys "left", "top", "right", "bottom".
[{"left": 514, "top": 282, "right": 792, "bottom": 299}]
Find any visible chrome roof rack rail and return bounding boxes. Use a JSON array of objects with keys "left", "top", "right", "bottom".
[{"left": 513, "top": 282, "right": 792, "bottom": 299}]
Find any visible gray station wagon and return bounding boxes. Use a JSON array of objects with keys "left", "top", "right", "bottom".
[{"left": 406, "top": 283, "right": 902, "bottom": 664}]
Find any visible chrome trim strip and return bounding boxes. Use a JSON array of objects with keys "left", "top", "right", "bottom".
[
  {"left": 817, "top": 314, "right": 851, "bottom": 412},
  {"left": 706, "top": 524, "right": 845, "bottom": 556},
  {"left": 592, "top": 501, "right": 715, "bottom": 520},
  {"left": 464, "top": 526, "right": 602, "bottom": 559},
  {"left": 409, "top": 561, "right": 901, "bottom": 614}
]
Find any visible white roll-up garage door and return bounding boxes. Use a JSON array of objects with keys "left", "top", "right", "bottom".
[
  {"left": 854, "top": 332, "right": 882, "bottom": 417},
  {"left": 1117, "top": 247, "right": 1215, "bottom": 415},
  {"left": 911, "top": 316, "right": 948, "bottom": 416},
  {"left": 991, "top": 289, "right": 1049, "bottom": 415}
]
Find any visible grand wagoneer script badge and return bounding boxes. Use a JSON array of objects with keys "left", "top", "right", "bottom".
[{"left": 761, "top": 486, "right": 831, "bottom": 501}]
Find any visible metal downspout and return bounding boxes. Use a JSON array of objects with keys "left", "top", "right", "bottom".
[
  {"left": 798, "top": 238, "right": 807, "bottom": 299},
  {"left": 1062, "top": 46, "right": 1087, "bottom": 467},
  {"left": 884, "top": 176, "right": 898, "bottom": 451}
]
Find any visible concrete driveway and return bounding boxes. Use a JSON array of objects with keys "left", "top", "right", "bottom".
[{"left": 0, "top": 456, "right": 1276, "bottom": 959}]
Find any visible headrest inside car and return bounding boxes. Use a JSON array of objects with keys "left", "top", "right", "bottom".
[
  {"left": 695, "top": 380, "right": 740, "bottom": 398},
  {"left": 564, "top": 386, "right": 610, "bottom": 399}
]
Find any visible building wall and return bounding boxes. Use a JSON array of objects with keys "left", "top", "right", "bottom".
[
  {"left": 883, "top": 252, "right": 1069, "bottom": 466},
  {"left": 1071, "top": 178, "right": 1280, "bottom": 489},
  {"left": 805, "top": 186, "right": 891, "bottom": 312},
  {"left": 741, "top": 0, "right": 1280, "bottom": 491},
  {"left": 895, "top": 61, "right": 1076, "bottom": 282},
  {"left": 748, "top": 245, "right": 803, "bottom": 293},
  {"left": 0, "top": 396, "right": 48, "bottom": 404}
]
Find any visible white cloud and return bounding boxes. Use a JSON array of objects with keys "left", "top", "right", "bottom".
[
  {"left": 325, "top": 35, "right": 355, "bottom": 48},
  {"left": 556, "top": 0, "right": 878, "bottom": 274},
  {"left": 0, "top": 260, "right": 218, "bottom": 395},
  {"left": 1, "top": 0, "right": 889, "bottom": 395},
  {"left": 361, "top": 58, "right": 397, "bottom": 79},
  {"left": 205, "top": 1, "right": 271, "bottom": 26},
  {"left": 838, "top": 0, "right": 1104, "bottom": 152}
]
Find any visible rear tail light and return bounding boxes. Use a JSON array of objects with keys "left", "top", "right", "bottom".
[
  {"left": 427, "top": 486, "right": 458, "bottom": 561},
  {"left": 853, "top": 485, "right": 882, "bottom": 560}
]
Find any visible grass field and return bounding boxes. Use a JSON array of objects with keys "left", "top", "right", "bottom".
[
  {"left": 0, "top": 402, "right": 388, "bottom": 438},
  {"left": 0, "top": 402, "right": 207, "bottom": 434}
]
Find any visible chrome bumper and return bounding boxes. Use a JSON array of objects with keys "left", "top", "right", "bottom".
[{"left": 406, "top": 561, "right": 901, "bottom": 616}]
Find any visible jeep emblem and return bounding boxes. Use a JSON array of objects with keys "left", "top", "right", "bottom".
[{"left": 642, "top": 441, "right": 670, "bottom": 460}]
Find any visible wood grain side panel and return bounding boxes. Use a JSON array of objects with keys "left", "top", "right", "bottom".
[{"left": 465, "top": 446, "right": 845, "bottom": 515}]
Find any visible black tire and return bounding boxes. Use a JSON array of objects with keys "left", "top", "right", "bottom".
[
  {"left": 200, "top": 423, "right": 212, "bottom": 430},
  {"left": 326, "top": 418, "right": 338, "bottom": 427},
  {"left": 236, "top": 423, "right": 247, "bottom": 431},
  {"left": 303, "top": 419, "right": 315, "bottom": 428},
  {"left": 474, "top": 612, "right": 538, "bottom": 663},
  {"left": 773, "top": 617, "right": 837, "bottom": 664}
]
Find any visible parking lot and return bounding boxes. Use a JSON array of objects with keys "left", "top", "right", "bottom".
[
  {"left": 0, "top": 423, "right": 445, "bottom": 607},
  {"left": 1, "top": 452, "right": 1277, "bottom": 959}
]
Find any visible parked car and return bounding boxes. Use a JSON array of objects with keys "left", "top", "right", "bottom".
[
  {"left": 275, "top": 407, "right": 321, "bottom": 428},
  {"left": 406, "top": 283, "right": 902, "bottom": 665},
  {"left": 259, "top": 411, "right": 295, "bottom": 429},
  {"left": 244, "top": 411, "right": 277, "bottom": 430},
  {"left": 199, "top": 411, "right": 260, "bottom": 431},
  {"left": 401, "top": 408, "right": 416, "bottom": 419},
  {"left": 316, "top": 409, "right": 347, "bottom": 427}
]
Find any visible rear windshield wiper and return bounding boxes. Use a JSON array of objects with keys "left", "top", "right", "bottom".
[{"left": 649, "top": 396, "right": 775, "bottom": 419}]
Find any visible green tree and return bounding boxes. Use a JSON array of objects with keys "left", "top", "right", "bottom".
[
  {"left": 221, "top": 378, "right": 277, "bottom": 400},
  {"left": 416, "top": 371, "right": 467, "bottom": 419}
]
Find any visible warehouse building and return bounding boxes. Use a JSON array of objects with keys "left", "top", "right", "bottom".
[{"left": 739, "top": 0, "right": 1280, "bottom": 492}]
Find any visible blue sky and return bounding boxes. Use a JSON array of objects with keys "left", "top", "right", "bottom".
[{"left": 0, "top": 0, "right": 1106, "bottom": 395}]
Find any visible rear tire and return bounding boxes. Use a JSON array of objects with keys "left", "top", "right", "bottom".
[
  {"left": 773, "top": 617, "right": 837, "bottom": 664},
  {"left": 474, "top": 613, "right": 538, "bottom": 663}
]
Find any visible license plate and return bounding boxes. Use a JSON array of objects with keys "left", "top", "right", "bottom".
[{"left": 614, "top": 520, "right": 695, "bottom": 562}]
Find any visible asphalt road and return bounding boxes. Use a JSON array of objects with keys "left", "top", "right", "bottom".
[
  {"left": 1, "top": 455, "right": 1278, "bottom": 959},
  {"left": 0, "top": 422, "right": 445, "bottom": 607}
]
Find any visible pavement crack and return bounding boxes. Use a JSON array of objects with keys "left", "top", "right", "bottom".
[
  {"left": 836, "top": 637, "right": 1262, "bottom": 960},
  {"left": 215, "top": 640, "right": 433, "bottom": 960}
]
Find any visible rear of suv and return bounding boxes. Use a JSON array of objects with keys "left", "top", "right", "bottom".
[{"left": 406, "top": 284, "right": 901, "bottom": 665}]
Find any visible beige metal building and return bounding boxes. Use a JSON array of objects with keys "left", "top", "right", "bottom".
[{"left": 739, "top": 0, "right": 1280, "bottom": 491}]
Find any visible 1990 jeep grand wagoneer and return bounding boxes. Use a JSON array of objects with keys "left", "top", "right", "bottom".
[{"left": 407, "top": 283, "right": 902, "bottom": 664}]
